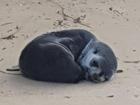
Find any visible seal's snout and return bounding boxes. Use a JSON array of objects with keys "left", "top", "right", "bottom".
[{"left": 86, "top": 57, "right": 110, "bottom": 83}]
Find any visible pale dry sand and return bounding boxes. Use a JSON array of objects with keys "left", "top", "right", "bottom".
[{"left": 0, "top": 0, "right": 140, "bottom": 105}]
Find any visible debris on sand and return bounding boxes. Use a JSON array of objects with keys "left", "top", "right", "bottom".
[
  {"left": 2, "top": 47, "right": 6, "bottom": 50},
  {"left": 116, "top": 69, "right": 123, "bottom": 73},
  {"left": 0, "top": 70, "right": 21, "bottom": 75},
  {"left": 107, "top": 95, "right": 114, "bottom": 98},
  {"left": 0, "top": 26, "right": 20, "bottom": 40},
  {"left": 134, "top": 94, "right": 139, "bottom": 98},
  {"left": 0, "top": 66, "right": 20, "bottom": 75},
  {"left": 6, "top": 65, "right": 20, "bottom": 71},
  {"left": 0, "top": 22, "right": 13, "bottom": 26},
  {"left": 49, "top": 0, "right": 92, "bottom": 28},
  {"left": 1, "top": 34, "right": 16, "bottom": 40},
  {"left": 0, "top": 58, "right": 4, "bottom": 62},
  {"left": 109, "top": 7, "right": 113, "bottom": 11},
  {"left": 64, "top": 96, "right": 71, "bottom": 99},
  {"left": 123, "top": 60, "right": 140, "bottom": 64},
  {"left": 132, "top": 49, "right": 136, "bottom": 52}
]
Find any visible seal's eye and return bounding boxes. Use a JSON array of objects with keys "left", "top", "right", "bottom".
[
  {"left": 93, "top": 49, "right": 98, "bottom": 54},
  {"left": 90, "top": 60, "right": 99, "bottom": 68}
]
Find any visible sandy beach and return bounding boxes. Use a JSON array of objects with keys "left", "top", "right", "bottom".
[{"left": 0, "top": 0, "right": 140, "bottom": 105}]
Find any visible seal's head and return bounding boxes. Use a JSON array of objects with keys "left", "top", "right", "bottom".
[{"left": 78, "top": 40, "right": 117, "bottom": 83}]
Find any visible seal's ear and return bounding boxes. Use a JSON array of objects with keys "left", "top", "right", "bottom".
[{"left": 19, "top": 42, "right": 83, "bottom": 83}]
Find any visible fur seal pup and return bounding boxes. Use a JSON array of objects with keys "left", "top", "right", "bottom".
[{"left": 19, "top": 29, "right": 117, "bottom": 83}]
